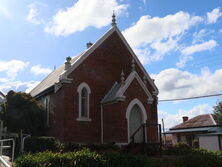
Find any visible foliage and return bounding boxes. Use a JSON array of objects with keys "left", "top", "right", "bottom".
[
  {"left": 15, "top": 148, "right": 106, "bottom": 167},
  {"left": 103, "top": 152, "right": 150, "bottom": 167},
  {"left": 24, "top": 137, "right": 61, "bottom": 153},
  {"left": 180, "top": 148, "right": 222, "bottom": 167},
  {"left": 14, "top": 147, "right": 222, "bottom": 167},
  {"left": 1, "top": 91, "right": 44, "bottom": 135},
  {"left": 60, "top": 142, "right": 119, "bottom": 152},
  {"left": 213, "top": 101, "right": 222, "bottom": 124},
  {"left": 163, "top": 142, "right": 191, "bottom": 155},
  {"left": 192, "top": 139, "right": 199, "bottom": 148}
]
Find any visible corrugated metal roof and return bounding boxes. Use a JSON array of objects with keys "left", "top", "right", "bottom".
[
  {"left": 30, "top": 55, "right": 82, "bottom": 97},
  {"left": 170, "top": 114, "right": 216, "bottom": 130}
]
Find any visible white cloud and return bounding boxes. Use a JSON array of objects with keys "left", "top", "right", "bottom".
[
  {"left": 0, "top": 60, "right": 29, "bottom": 80},
  {"left": 151, "top": 68, "right": 222, "bottom": 100},
  {"left": 45, "top": 0, "right": 128, "bottom": 36},
  {"left": 192, "top": 29, "right": 213, "bottom": 44},
  {"left": 0, "top": 0, "right": 10, "bottom": 17},
  {"left": 177, "top": 40, "right": 218, "bottom": 68},
  {"left": 219, "top": 29, "right": 222, "bottom": 33},
  {"left": 207, "top": 7, "right": 222, "bottom": 24},
  {"left": 0, "top": 78, "right": 9, "bottom": 82},
  {"left": 123, "top": 11, "right": 203, "bottom": 64},
  {"left": 30, "top": 64, "right": 52, "bottom": 76},
  {"left": 176, "top": 55, "right": 193, "bottom": 68},
  {"left": 26, "top": 3, "right": 43, "bottom": 24},
  {"left": 158, "top": 104, "right": 212, "bottom": 130},
  {"left": 123, "top": 12, "right": 202, "bottom": 47},
  {"left": 0, "top": 81, "right": 40, "bottom": 94},
  {"left": 181, "top": 40, "right": 218, "bottom": 56}
]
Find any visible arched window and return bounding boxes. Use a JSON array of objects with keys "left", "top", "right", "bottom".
[{"left": 77, "top": 82, "right": 91, "bottom": 121}]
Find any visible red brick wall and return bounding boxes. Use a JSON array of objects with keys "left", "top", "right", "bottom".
[
  {"left": 103, "top": 79, "right": 158, "bottom": 143},
  {"left": 46, "top": 30, "right": 158, "bottom": 143}
]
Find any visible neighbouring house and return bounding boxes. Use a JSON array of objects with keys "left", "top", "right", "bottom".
[
  {"left": 30, "top": 15, "right": 159, "bottom": 145},
  {"left": 166, "top": 114, "right": 222, "bottom": 151}
]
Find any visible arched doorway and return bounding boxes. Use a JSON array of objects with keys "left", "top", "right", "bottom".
[
  {"left": 126, "top": 98, "right": 147, "bottom": 143},
  {"left": 129, "top": 104, "right": 143, "bottom": 143}
]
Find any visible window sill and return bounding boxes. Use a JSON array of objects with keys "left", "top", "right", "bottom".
[{"left": 76, "top": 117, "right": 92, "bottom": 122}]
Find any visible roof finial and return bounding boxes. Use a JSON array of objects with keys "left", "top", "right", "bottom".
[
  {"left": 120, "top": 70, "right": 125, "bottom": 87},
  {"left": 112, "top": 11, "right": 116, "bottom": 26}
]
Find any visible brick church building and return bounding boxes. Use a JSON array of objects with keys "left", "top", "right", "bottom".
[{"left": 30, "top": 14, "right": 159, "bottom": 145}]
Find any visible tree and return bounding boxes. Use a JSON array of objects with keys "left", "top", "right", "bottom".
[
  {"left": 213, "top": 100, "right": 222, "bottom": 125},
  {"left": 1, "top": 90, "right": 45, "bottom": 136}
]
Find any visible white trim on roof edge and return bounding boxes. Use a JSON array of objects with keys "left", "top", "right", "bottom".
[
  {"left": 116, "top": 71, "right": 153, "bottom": 104},
  {"left": 210, "top": 114, "right": 217, "bottom": 125},
  {"left": 60, "top": 25, "right": 158, "bottom": 95}
]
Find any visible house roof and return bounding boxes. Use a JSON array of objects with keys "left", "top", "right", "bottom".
[
  {"left": 170, "top": 114, "right": 217, "bottom": 130},
  {"left": 30, "top": 54, "right": 83, "bottom": 97},
  {"left": 101, "top": 82, "right": 121, "bottom": 104},
  {"left": 101, "top": 71, "right": 154, "bottom": 104},
  {"left": 30, "top": 24, "right": 158, "bottom": 98}
]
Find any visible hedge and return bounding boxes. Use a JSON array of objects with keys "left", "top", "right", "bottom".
[
  {"left": 24, "top": 136, "right": 60, "bottom": 153},
  {"left": 15, "top": 148, "right": 222, "bottom": 167},
  {"left": 15, "top": 148, "right": 105, "bottom": 167}
]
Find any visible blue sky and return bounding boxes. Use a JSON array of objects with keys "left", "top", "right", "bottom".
[{"left": 0, "top": 0, "right": 222, "bottom": 129}]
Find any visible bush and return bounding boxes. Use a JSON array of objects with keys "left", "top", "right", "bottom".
[
  {"left": 103, "top": 152, "right": 150, "bottom": 167},
  {"left": 85, "top": 143, "right": 119, "bottom": 151},
  {"left": 15, "top": 148, "right": 106, "bottom": 167},
  {"left": 192, "top": 139, "right": 199, "bottom": 148},
  {"left": 180, "top": 148, "right": 222, "bottom": 167},
  {"left": 15, "top": 148, "right": 222, "bottom": 167},
  {"left": 60, "top": 142, "right": 80, "bottom": 152},
  {"left": 24, "top": 136, "right": 61, "bottom": 153},
  {"left": 163, "top": 142, "right": 191, "bottom": 155},
  {"left": 60, "top": 142, "right": 119, "bottom": 152}
]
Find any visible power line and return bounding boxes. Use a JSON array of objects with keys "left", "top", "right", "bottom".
[{"left": 159, "top": 93, "right": 222, "bottom": 102}]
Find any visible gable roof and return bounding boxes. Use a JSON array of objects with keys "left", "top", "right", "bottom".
[
  {"left": 30, "top": 54, "right": 82, "bottom": 97},
  {"left": 30, "top": 25, "right": 158, "bottom": 98},
  {"left": 171, "top": 114, "right": 217, "bottom": 130},
  {"left": 101, "top": 71, "right": 153, "bottom": 104}
]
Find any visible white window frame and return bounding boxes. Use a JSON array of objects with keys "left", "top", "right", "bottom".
[{"left": 77, "top": 82, "right": 91, "bottom": 121}]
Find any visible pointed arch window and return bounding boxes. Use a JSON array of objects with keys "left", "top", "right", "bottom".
[{"left": 77, "top": 82, "right": 91, "bottom": 121}]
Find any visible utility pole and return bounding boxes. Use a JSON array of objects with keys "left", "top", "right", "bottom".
[{"left": 161, "top": 118, "right": 166, "bottom": 146}]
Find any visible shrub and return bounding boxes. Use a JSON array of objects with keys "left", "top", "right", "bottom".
[
  {"left": 85, "top": 143, "right": 119, "bottom": 151},
  {"left": 180, "top": 148, "right": 222, "bottom": 167},
  {"left": 15, "top": 148, "right": 106, "bottom": 167},
  {"left": 192, "top": 139, "right": 199, "bottom": 148},
  {"left": 60, "top": 142, "right": 80, "bottom": 152},
  {"left": 24, "top": 136, "right": 61, "bottom": 153},
  {"left": 60, "top": 142, "right": 119, "bottom": 152},
  {"left": 163, "top": 142, "right": 191, "bottom": 155},
  {"left": 103, "top": 152, "right": 150, "bottom": 167}
]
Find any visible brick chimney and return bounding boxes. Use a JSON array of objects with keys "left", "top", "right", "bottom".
[{"left": 182, "top": 116, "right": 189, "bottom": 122}]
